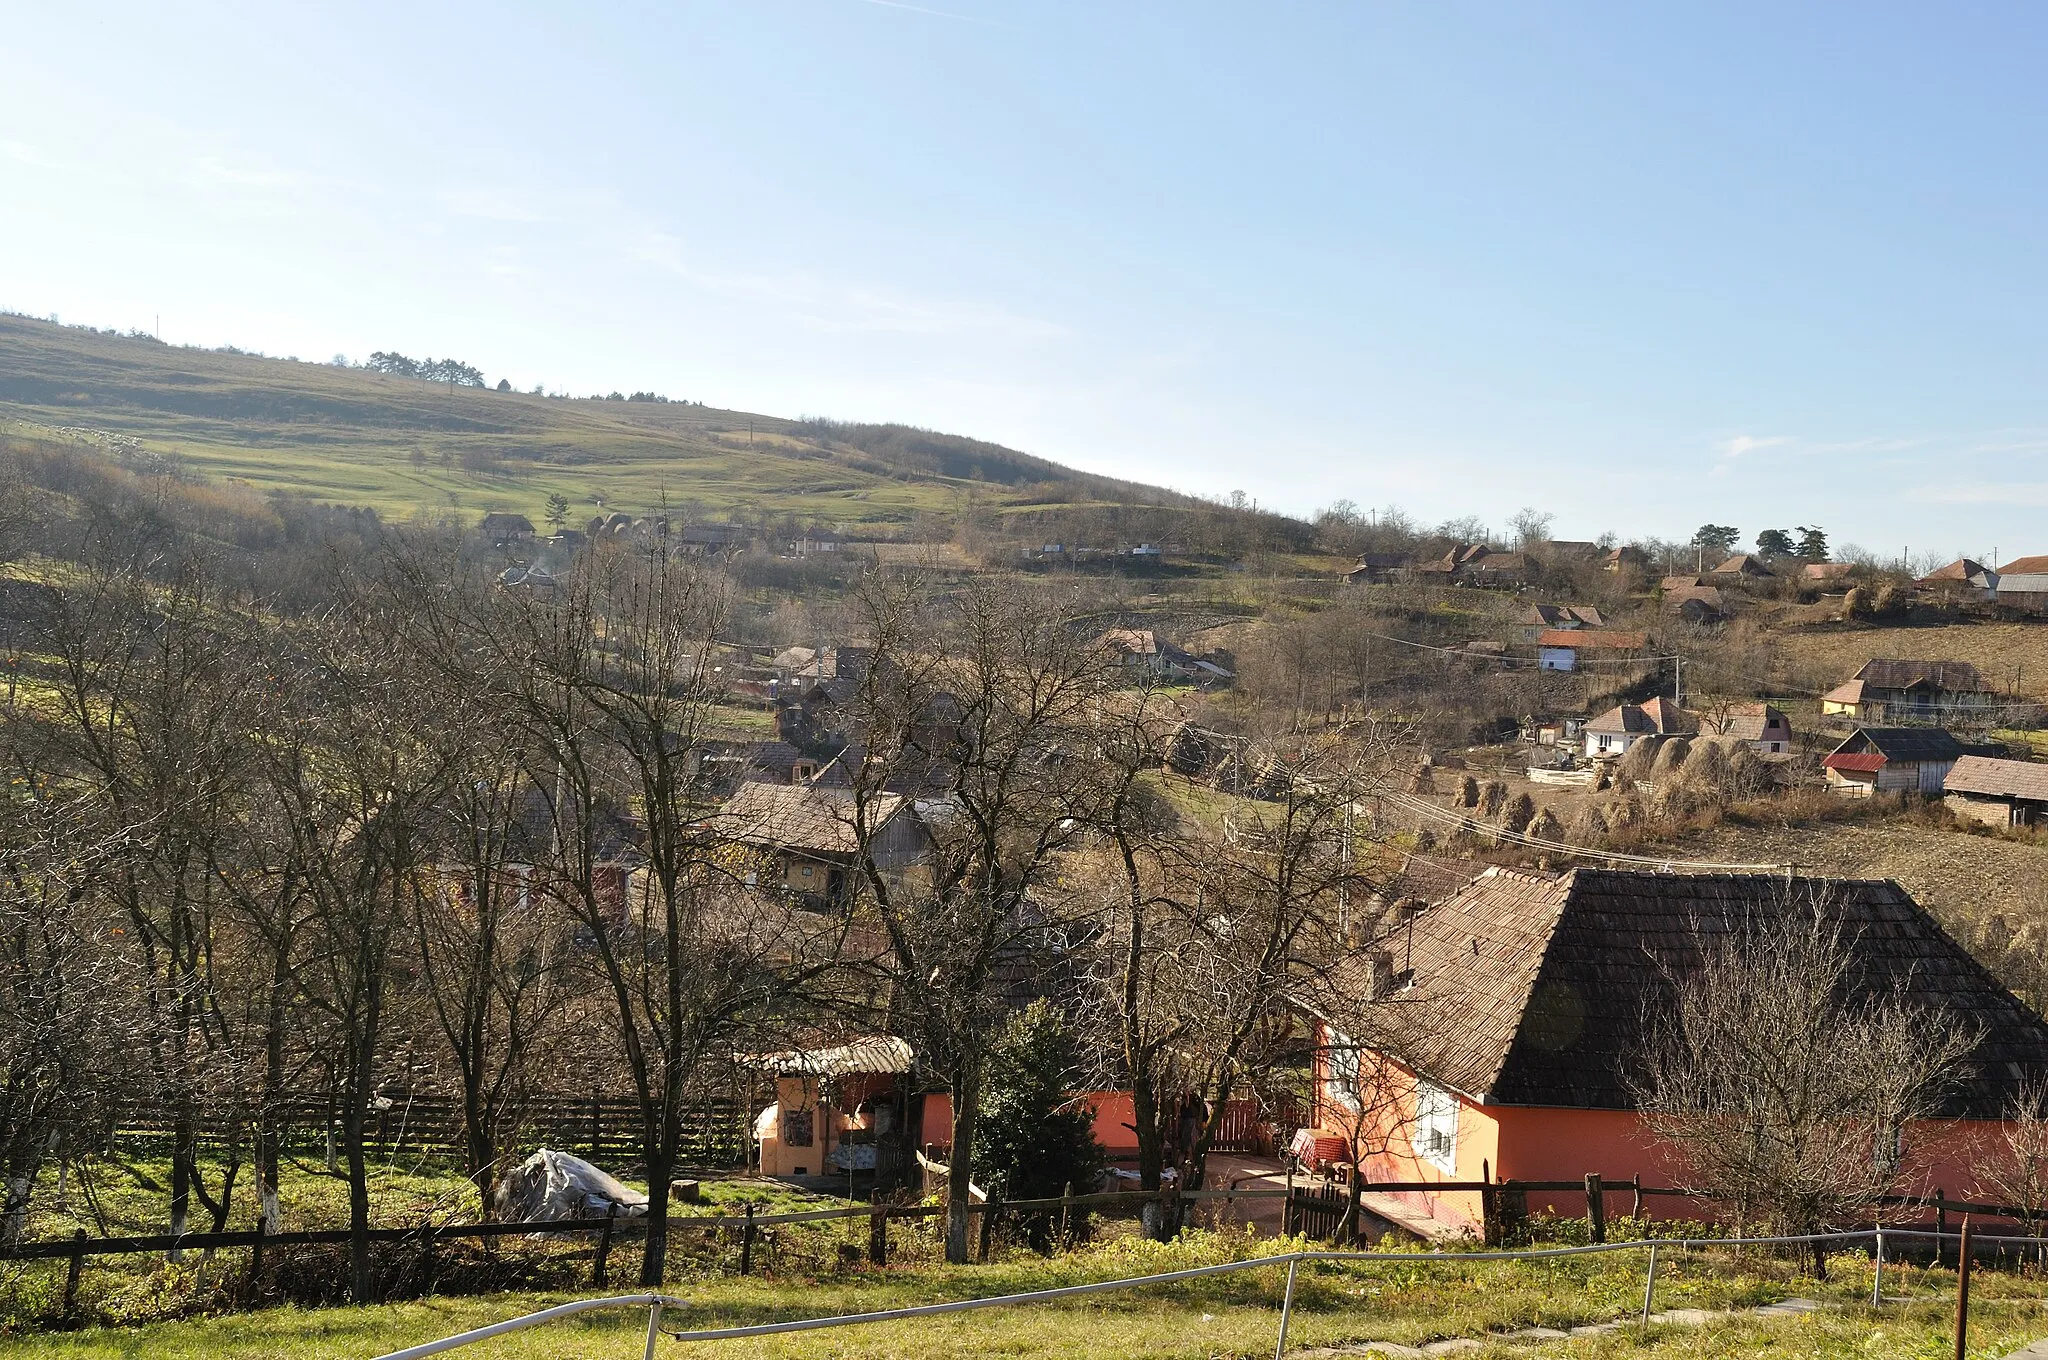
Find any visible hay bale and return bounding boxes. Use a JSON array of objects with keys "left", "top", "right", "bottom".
[
  {"left": 1651, "top": 737, "right": 1691, "bottom": 774},
  {"left": 1480, "top": 780, "right": 1507, "bottom": 818},
  {"left": 1617, "top": 740, "right": 1659, "bottom": 783},
  {"left": 1412, "top": 829, "right": 1438, "bottom": 853},
  {"left": 1528, "top": 808, "right": 1564, "bottom": 843},
  {"left": 1457, "top": 774, "right": 1481, "bottom": 809},
  {"left": 1500, "top": 792, "right": 1536, "bottom": 837}
]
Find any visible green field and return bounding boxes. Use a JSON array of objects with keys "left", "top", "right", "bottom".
[
  {"left": 0, "top": 315, "right": 1173, "bottom": 529},
  {"left": 9, "top": 1230, "right": 2044, "bottom": 1360}
]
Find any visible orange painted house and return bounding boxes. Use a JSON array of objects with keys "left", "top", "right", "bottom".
[{"left": 1300, "top": 867, "right": 2048, "bottom": 1237}]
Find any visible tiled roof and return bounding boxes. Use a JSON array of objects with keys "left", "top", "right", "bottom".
[
  {"left": 1708, "top": 703, "right": 1787, "bottom": 743},
  {"left": 1360, "top": 867, "right": 2048, "bottom": 1116},
  {"left": 1945, "top": 755, "right": 2048, "bottom": 803},
  {"left": 1586, "top": 697, "right": 1696, "bottom": 736},
  {"left": 1921, "top": 558, "right": 1993, "bottom": 583},
  {"left": 1823, "top": 753, "right": 1887, "bottom": 773},
  {"left": 1999, "top": 555, "right": 2048, "bottom": 575},
  {"left": 1831, "top": 727, "right": 1968, "bottom": 764},
  {"left": 1712, "top": 554, "right": 1774, "bottom": 576},
  {"left": 1822, "top": 679, "right": 1866, "bottom": 705},
  {"left": 1852, "top": 659, "right": 1993, "bottom": 693},
  {"left": 712, "top": 782, "right": 905, "bottom": 857}
]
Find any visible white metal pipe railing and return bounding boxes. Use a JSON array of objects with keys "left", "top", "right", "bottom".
[{"left": 371, "top": 1227, "right": 2048, "bottom": 1360}]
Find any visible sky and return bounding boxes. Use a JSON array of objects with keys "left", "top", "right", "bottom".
[{"left": 5, "top": 2, "right": 2048, "bottom": 559}]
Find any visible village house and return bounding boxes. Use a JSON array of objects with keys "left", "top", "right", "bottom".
[
  {"left": 1662, "top": 583, "right": 1728, "bottom": 624},
  {"left": 791, "top": 530, "right": 847, "bottom": 556},
  {"left": 1295, "top": 867, "right": 2048, "bottom": 1239},
  {"left": 711, "top": 781, "right": 931, "bottom": 906},
  {"left": 1341, "top": 552, "right": 1413, "bottom": 585},
  {"left": 750, "top": 1036, "right": 916, "bottom": 1179},
  {"left": 1535, "top": 629, "right": 1648, "bottom": 673},
  {"left": 1822, "top": 726, "right": 1967, "bottom": 796},
  {"left": 1518, "top": 603, "right": 1605, "bottom": 643},
  {"left": 1602, "top": 545, "right": 1649, "bottom": 574},
  {"left": 1709, "top": 553, "right": 1775, "bottom": 580},
  {"left": 1820, "top": 659, "right": 1999, "bottom": 724},
  {"left": 479, "top": 512, "right": 536, "bottom": 545},
  {"left": 1942, "top": 754, "right": 2048, "bottom": 829},
  {"left": 1417, "top": 544, "right": 1527, "bottom": 589},
  {"left": 1997, "top": 555, "right": 2048, "bottom": 615},
  {"left": 1801, "top": 561, "right": 1854, "bottom": 586},
  {"left": 1917, "top": 558, "right": 2000, "bottom": 605},
  {"left": 1094, "top": 628, "right": 1197, "bottom": 680},
  {"left": 1700, "top": 701, "right": 1794, "bottom": 754},
  {"left": 1581, "top": 696, "right": 1694, "bottom": 758}
]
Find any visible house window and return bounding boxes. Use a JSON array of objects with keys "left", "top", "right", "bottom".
[
  {"left": 1413, "top": 1080, "right": 1457, "bottom": 1173},
  {"left": 1324, "top": 1028, "right": 1360, "bottom": 1108}
]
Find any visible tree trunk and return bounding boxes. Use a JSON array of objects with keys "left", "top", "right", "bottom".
[
  {"left": 945, "top": 1064, "right": 982, "bottom": 1264},
  {"left": 1130, "top": 1079, "right": 1165, "bottom": 1192},
  {"left": 344, "top": 1094, "right": 373, "bottom": 1303}
]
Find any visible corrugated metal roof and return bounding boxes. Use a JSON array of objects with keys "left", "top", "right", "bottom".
[
  {"left": 1823, "top": 752, "right": 1887, "bottom": 773},
  {"left": 750, "top": 1035, "right": 915, "bottom": 1076}
]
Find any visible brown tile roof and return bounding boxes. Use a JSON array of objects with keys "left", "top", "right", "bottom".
[
  {"left": 1586, "top": 697, "right": 1696, "bottom": 736},
  {"left": 1944, "top": 755, "right": 2048, "bottom": 803},
  {"left": 1712, "top": 554, "right": 1775, "bottom": 576},
  {"left": 2000, "top": 555, "right": 2048, "bottom": 575},
  {"left": 1359, "top": 867, "right": 2048, "bottom": 1115},
  {"left": 711, "top": 782, "right": 905, "bottom": 857},
  {"left": 1922, "top": 558, "right": 1993, "bottom": 583},
  {"left": 1853, "top": 659, "right": 1993, "bottom": 693},
  {"left": 1822, "top": 679, "right": 1867, "bottom": 705},
  {"left": 1705, "top": 703, "right": 1787, "bottom": 743}
]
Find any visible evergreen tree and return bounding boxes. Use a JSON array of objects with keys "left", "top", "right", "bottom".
[
  {"left": 1755, "top": 529, "right": 1795, "bottom": 559},
  {"left": 1794, "top": 525, "right": 1829, "bottom": 562},
  {"left": 971, "top": 1001, "right": 1107, "bottom": 1250}
]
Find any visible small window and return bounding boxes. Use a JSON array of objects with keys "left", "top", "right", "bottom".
[
  {"left": 1324, "top": 1029, "right": 1360, "bottom": 1108},
  {"left": 1414, "top": 1080, "right": 1457, "bottom": 1173}
]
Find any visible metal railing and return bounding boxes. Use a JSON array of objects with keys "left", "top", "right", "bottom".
[{"left": 371, "top": 1226, "right": 2046, "bottom": 1360}]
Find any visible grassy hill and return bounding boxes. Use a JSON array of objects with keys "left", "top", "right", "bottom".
[{"left": 0, "top": 314, "right": 1187, "bottom": 530}]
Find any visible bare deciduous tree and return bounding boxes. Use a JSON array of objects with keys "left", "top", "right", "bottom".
[{"left": 1632, "top": 899, "right": 1976, "bottom": 1275}]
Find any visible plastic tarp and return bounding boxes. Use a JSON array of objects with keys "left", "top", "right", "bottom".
[{"left": 493, "top": 1148, "right": 650, "bottom": 1223}]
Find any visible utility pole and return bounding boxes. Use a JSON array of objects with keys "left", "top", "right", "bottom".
[{"left": 1674, "top": 654, "right": 1684, "bottom": 707}]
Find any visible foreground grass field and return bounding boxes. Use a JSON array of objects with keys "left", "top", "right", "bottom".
[{"left": 10, "top": 1230, "right": 2048, "bottom": 1360}]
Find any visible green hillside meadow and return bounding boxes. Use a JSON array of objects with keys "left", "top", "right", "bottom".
[{"left": 0, "top": 314, "right": 1174, "bottom": 530}]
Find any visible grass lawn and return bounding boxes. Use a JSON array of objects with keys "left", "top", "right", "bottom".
[{"left": 11, "top": 1230, "right": 2045, "bottom": 1360}]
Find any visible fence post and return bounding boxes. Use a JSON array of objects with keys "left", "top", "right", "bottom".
[
  {"left": 739, "top": 1202, "right": 755, "bottom": 1276},
  {"left": 1871, "top": 1227, "right": 1884, "bottom": 1308},
  {"left": 1640, "top": 1241, "right": 1659, "bottom": 1326},
  {"left": 979, "top": 1196, "right": 1002, "bottom": 1262},
  {"left": 1630, "top": 1175, "right": 1643, "bottom": 1222},
  {"left": 1955, "top": 1216, "right": 1975, "bottom": 1360},
  {"left": 1584, "top": 1173, "right": 1605, "bottom": 1244},
  {"left": 249, "top": 1216, "right": 266, "bottom": 1298},
  {"left": 1480, "top": 1159, "right": 1498, "bottom": 1246},
  {"left": 1273, "top": 1255, "right": 1300, "bottom": 1360},
  {"left": 61, "top": 1228, "right": 87, "bottom": 1324},
  {"left": 869, "top": 1204, "right": 888, "bottom": 1265},
  {"left": 1283, "top": 1161, "right": 1295, "bottom": 1237},
  {"left": 1058, "top": 1182, "right": 1073, "bottom": 1250},
  {"left": 591, "top": 1098, "right": 602, "bottom": 1156},
  {"left": 643, "top": 1298, "right": 665, "bottom": 1360},
  {"left": 595, "top": 1207, "right": 615, "bottom": 1286}
]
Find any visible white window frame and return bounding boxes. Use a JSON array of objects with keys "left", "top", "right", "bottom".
[
  {"left": 1413, "top": 1079, "right": 1458, "bottom": 1173},
  {"left": 1324, "top": 1028, "right": 1360, "bottom": 1109}
]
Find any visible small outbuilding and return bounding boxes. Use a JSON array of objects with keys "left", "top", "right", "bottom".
[
  {"left": 1822, "top": 726, "right": 1966, "bottom": 796},
  {"left": 1943, "top": 755, "right": 2048, "bottom": 829}
]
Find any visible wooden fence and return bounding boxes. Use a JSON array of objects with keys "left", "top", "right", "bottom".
[{"left": 108, "top": 1093, "right": 751, "bottom": 1166}]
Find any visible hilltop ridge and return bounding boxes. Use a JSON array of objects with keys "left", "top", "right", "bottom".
[{"left": 0, "top": 313, "right": 1192, "bottom": 529}]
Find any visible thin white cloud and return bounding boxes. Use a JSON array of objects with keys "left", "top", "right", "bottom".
[
  {"left": 440, "top": 185, "right": 558, "bottom": 224},
  {"left": 1717, "top": 433, "right": 1791, "bottom": 460},
  {"left": 191, "top": 156, "right": 298, "bottom": 188},
  {"left": 629, "top": 229, "right": 1065, "bottom": 339},
  {"left": 2, "top": 141, "right": 54, "bottom": 167},
  {"left": 1915, "top": 481, "right": 2048, "bottom": 507},
  {"left": 852, "top": 0, "right": 1008, "bottom": 26}
]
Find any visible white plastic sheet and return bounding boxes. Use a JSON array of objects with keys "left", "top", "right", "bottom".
[{"left": 493, "top": 1148, "right": 650, "bottom": 1222}]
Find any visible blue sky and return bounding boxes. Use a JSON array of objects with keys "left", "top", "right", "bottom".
[{"left": 5, "top": 2, "right": 2047, "bottom": 558}]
